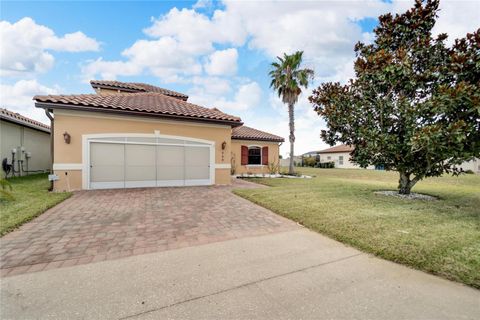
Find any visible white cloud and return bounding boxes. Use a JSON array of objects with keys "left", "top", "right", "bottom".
[
  {"left": 189, "top": 81, "right": 262, "bottom": 112},
  {"left": 81, "top": 58, "right": 141, "bottom": 81},
  {"left": 82, "top": 1, "right": 389, "bottom": 83},
  {"left": 0, "top": 80, "right": 59, "bottom": 124},
  {"left": 191, "top": 76, "right": 232, "bottom": 95},
  {"left": 192, "top": 0, "right": 213, "bottom": 10},
  {"left": 204, "top": 48, "right": 238, "bottom": 76},
  {"left": 0, "top": 17, "right": 100, "bottom": 77}
]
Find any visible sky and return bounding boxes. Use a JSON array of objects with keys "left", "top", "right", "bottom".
[{"left": 1, "top": 0, "right": 479, "bottom": 157}]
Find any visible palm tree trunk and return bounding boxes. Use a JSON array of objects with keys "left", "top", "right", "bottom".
[{"left": 288, "top": 103, "right": 295, "bottom": 175}]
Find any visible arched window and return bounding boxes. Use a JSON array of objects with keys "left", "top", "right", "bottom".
[{"left": 248, "top": 146, "right": 261, "bottom": 165}]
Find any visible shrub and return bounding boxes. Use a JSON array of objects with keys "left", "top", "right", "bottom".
[
  {"left": 317, "top": 161, "right": 335, "bottom": 169},
  {"left": 267, "top": 162, "right": 279, "bottom": 174},
  {"left": 303, "top": 157, "right": 317, "bottom": 167}
]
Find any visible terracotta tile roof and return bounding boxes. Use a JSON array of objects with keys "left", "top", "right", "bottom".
[
  {"left": 318, "top": 144, "right": 354, "bottom": 154},
  {"left": 90, "top": 80, "right": 188, "bottom": 100},
  {"left": 33, "top": 92, "right": 242, "bottom": 126},
  {"left": 232, "top": 125, "right": 284, "bottom": 142},
  {"left": 0, "top": 108, "right": 50, "bottom": 132}
]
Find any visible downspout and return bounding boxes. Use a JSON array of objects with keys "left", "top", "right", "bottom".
[{"left": 45, "top": 108, "right": 54, "bottom": 191}]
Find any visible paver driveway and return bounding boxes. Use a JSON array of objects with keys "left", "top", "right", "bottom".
[{"left": 0, "top": 181, "right": 297, "bottom": 277}]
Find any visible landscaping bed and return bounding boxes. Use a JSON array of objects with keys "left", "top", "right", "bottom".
[
  {"left": 0, "top": 174, "right": 71, "bottom": 236},
  {"left": 233, "top": 168, "right": 480, "bottom": 288}
]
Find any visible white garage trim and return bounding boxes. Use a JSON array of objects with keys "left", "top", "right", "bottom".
[
  {"left": 82, "top": 133, "right": 215, "bottom": 190},
  {"left": 53, "top": 163, "right": 83, "bottom": 170}
]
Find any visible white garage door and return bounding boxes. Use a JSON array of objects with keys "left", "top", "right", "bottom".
[{"left": 89, "top": 136, "right": 212, "bottom": 189}]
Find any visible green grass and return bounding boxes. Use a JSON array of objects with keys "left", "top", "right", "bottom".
[
  {"left": 0, "top": 174, "right": 71, "bottom": 236},
  {"left": 233, "top": 168, "right": 480, "bottom": 288}
]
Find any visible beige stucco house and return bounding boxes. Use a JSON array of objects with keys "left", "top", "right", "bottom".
[
  {"left": 317, "top": 144, "right": 361, "bottom": 169},
  {"left": 1, "top": 108, "right": 51, "bottom": 177},
  {"left": 34, "top": 80, "right": 284, "bottom": 191},
  {"left": 317, "top": 144, "right": 479, "bottom": 173}
]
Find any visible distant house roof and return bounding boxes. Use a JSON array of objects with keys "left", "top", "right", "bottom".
[
  {"left": 0, "top": 108, "right": 50, "bottom": 133},
  {"left": 90, "top": 80, "right": 189, "bottom": 100},
  {"left": 232, "top": 125, "right": 284, "bottom": 142},
  {"left": 33, "top": 92, "right": 242, "bottom": 127},
  {"left": 318, "top": 144, "right": 354, "bottom": 154}
]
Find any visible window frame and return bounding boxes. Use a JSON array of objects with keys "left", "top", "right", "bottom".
[{"left": 247, "top": 146, "right": 262, "bottom": 166}]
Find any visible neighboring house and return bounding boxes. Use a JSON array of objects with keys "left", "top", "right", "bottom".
[
  {"left": 33, "top": 80, "right": 284, "bottom": 191},
  {"left": 317, "top": 144, "right": 358, "bottom": 169},
  {"left": 456, "top": 158, "right": 480, "bottom": 174},
  {"left": 317, "top": 144, "right": 479, "bottom": 173},
  {"left": 0, "top": 108, "right": 51, "bottom": 176}
]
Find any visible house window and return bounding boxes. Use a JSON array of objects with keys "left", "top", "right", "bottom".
[
  {"left": 248, "top": 147, "right": 261, "bottom": 165},
  {"left": 339, "top": 156, "right": 344, "bottom": 165},
  {"left": 327, "top": 156, "right": 331, "bottom": 161}
]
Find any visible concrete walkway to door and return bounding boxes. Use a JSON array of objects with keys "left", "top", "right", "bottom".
[{"left": 0, "top": 180, "right": 297, "bottom": 277}]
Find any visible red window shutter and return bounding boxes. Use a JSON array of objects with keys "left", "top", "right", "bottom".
[
  {"left": 262, "top": 146, "right": 269, "bottom": 165},
  {"left": 241, "top": 146, "right": 248, "bottom": 165}
]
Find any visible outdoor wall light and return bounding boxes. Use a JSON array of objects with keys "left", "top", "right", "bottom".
[
  {"left": 63, "top": 132, "right": 71, "bottom": 144},
  {"left": 221, "top": 141, "right": 227, "bottom": 150}
]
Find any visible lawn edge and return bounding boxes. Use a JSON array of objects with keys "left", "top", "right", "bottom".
[
  {"left": 232, "top": 189, "right": 480, "bottom": 290},
  {"left": 0, "top": 192, "right": 72, "bottom": 237}
]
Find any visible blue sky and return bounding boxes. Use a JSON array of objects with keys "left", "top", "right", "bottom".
[{"left": 1, "top": 0, "right": 478, "bottom": 156}]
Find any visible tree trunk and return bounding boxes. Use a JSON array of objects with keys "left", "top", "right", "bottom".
[
  {"left": 288, "top": 103, "right": 295, "bottom": 175},
  {"left": 398, "top": 171, "right": 420, "bottom": 195}
]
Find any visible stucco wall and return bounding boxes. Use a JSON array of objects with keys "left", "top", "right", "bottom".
[
  {"left": 52, "top": 109, "right": 233, "bottom": 190},
  {"left": 456, "top": 158, "right": 480, "bottom": 173},
  {"left": 231, "top": 140, "right": 280, "bottom": 175},
  {"left": 319, "top": 152, "right": 358, "bottom": 169},
  {"left": 0, "top": 119, "right": 51, "bottom": 175}
]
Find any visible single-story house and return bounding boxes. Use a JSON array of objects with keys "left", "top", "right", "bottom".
[
  {"left": 316, "top": 144, "right": 479, "bottom": 173},
  {"left": 1, "top": 108, "right": 51, "bottom": 177},
  {"left": 317, "top": 144, "right": 360, "bottom": 169},
  {"left": 34, "top": 80, "right": 284, "bottom": 191}
]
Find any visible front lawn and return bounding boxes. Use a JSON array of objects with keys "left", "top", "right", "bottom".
[
  {"left": 234, "top": 168, "right": 480, "bottom": 288},
  {"left": 0, "top": 174, "right": 71, "bottom": 236}
]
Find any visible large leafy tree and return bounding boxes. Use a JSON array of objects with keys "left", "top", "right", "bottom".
[
  {"left": 270, "top": 51, "right": 314, "bottom": 174},
  {"left": 309, "top": 0, "right": 479, "bottom": 194}
]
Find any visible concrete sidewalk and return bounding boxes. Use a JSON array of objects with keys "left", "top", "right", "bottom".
[{"left": 1, "top": 229, "right": 479, "bottom": 319}]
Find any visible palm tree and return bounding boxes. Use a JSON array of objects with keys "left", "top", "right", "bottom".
[{"left": 269, "top": 51, "right": 313, "bottom": 174}]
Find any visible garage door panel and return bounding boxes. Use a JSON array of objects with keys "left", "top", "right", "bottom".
[
  {"left": 90, "top": 143, "right": 125, "bottom": 184},
  {"left": 125, "top": 145, "right": 156, "bottom": 182},
  {"left": 185, "top": 147, "right": 210, "bottom": 181},
  {"left": 157, "top": 165, "right": 184, "bottom": 181},
  {"left": 185, "top": 166, "right": 210, "bottom": 180},
  {"left": 185, "top": 147, "right": 209, "bottom": 166},
  {"left": 157, "top": 145, "right": 184, "bottom": 166}
]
